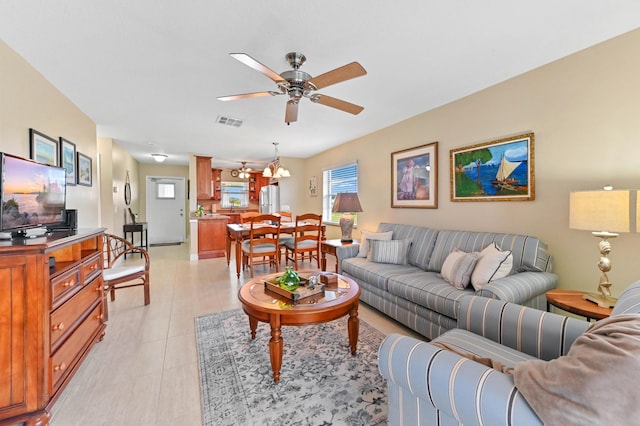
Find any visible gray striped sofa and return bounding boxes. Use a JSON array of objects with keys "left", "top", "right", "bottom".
[
  {"left": 378, "top": 281, "right": 640, "bottom": 425},
  {"left": 337, "top": 223, "right": 557, "bottom": 340}
]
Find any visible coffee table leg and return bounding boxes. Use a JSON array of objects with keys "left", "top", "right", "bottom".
[
  {"left": 248, "top": 316, "right": 258, "bottom": 340},
  {"left": 347, "top": 303, "right": 359, "bottom": 355},
  {"left": 269, "top": 314, "right": 283, "bottom": 383}
]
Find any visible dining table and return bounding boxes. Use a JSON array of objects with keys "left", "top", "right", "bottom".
[{"left": 226, "top": 222, "right": 326, "bottom": 277}]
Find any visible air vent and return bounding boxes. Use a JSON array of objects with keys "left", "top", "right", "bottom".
[{"left": 217, "top": 115, "right": 243, "bottom": 127}]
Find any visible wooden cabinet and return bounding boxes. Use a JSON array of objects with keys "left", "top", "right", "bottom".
[
  {"left": 212, "top": 169, "right": 222, "bottom": 201},
  {"left": 0, "top": 229, "right": 105, "bottom": 426},
  {"left": 196, "top": 156, "right": 213, "bottom": 200},
  {"left": 249, "top": 172, "right": 269, "bottom": 201},
  {"left": 197, "top": 218, "right": 228, "bottom": 259}
]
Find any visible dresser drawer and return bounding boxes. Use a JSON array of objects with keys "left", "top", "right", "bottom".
[
  {"left": 51, "top": 267, "right": 82, "bottom": 308},
  {"left": 81, "top": 252, "right": 102, "bottom": 284},
  {"left": 49, "top": 302, "right": 103, "bottom": 394},
  {"left": 50, "top": 277, "right": 103, "bottom": 351}
]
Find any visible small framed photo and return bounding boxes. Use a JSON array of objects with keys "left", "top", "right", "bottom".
[
  {"left": 309, "top": 176, "right": 317, "bottom": 197},
  {"left": 76, "top": 152, "right": 92, "bottom": 186},
  {"left": 29, "top": 128, "right": 59, "bottom": 166},
  {"left": 450, "top": 132, "right": 534, "bottom": 202},
  {"left": 59, "top": 137, "right": 77, "bottom": 185},
  {"left": 391, "top": 142, "right": 438, "bottom": 208}
]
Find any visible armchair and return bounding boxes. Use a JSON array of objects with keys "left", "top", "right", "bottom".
[{"left": 379, "top": 281, "right": 640, "bottom": 425}]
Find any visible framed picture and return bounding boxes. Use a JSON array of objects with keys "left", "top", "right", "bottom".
[
  {"left": 450, "top": 132, "right": 534, "bottom": 202},
  {"left": 29, "top": 128, "right": 59, "bottom": 166},
  {"left": 59, "top": 137, "right": 77, "bottom": 185},
  {"left": 76, "top": 152, "right": 92, "bottom": 186},
  {"left": 391, "top": 142, "right": 438, "bottom": 208},
  {"left": 309, "top": 176, "right": 317, "bottom": 197}
]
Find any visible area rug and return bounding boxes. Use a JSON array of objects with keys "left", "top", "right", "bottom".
[{"left": 195, "top": 309, "right": 387, "bottom": 426}]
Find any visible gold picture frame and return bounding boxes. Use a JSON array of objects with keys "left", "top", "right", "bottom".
[
  {"left": 391, "top": 142, "right": 438, "bottom": 208},
  {"left": 450, "top": 132, "right": 534, "bottom": 202}
]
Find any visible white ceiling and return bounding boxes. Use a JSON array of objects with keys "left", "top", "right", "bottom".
[{"left": 1, "top": 1, "right": 639, "bottom": 169}]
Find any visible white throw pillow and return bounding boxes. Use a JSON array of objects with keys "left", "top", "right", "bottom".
[
  {"left": 471, "top": 242, "right": 513, "bottom": 289},
  {"left": 440, "top": 249, "right": 479, "bottom": 289},
  {"left": 357, "top": 230, "right": 393, "bottom": 257}
]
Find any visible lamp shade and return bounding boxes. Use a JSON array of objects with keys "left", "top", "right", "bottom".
[
  {"left": 332, "top": 193, "right": 363, "bottom": 213},
  {"left": 569, "top": 190, "right": 630, "bottom": 233}
]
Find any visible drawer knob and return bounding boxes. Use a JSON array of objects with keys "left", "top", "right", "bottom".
[
  {"left": 63, "top": 280, "right": 75, "bottom": 288},
  {"left": 96, "top": 314, "right": 104, "bottom": 321},
  {"left": 52, "top": 322, "right": 65, "bottom": 331},
  {"left": 54, "top": 362, "right": 67, "bottom": 372}
]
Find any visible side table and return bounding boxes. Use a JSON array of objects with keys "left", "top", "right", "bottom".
[
  {"left": 123, "top": 222, "right": 148, "bottom": 258},
  {"left": 546, "top": 289, "right": 613, "bottom": 321},
  {"left": 321, "top": 239, "right": 357, "bottom": 272}
]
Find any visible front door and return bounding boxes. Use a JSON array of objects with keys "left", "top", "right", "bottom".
[{"left": 145, "top": 176, "right": 186, "bottom": 244}]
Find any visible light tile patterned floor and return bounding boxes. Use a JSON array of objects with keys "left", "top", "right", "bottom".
[{"left": 50, "top": 243, "right": 418, "bottom": 425}]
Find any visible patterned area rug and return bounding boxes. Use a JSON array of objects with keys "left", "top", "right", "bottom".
[{"left": 195, "top": 309, "right": 387, "bottom": 426}]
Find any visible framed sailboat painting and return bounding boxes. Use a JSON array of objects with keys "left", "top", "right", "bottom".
[{"left": 450, "top": 132, "right": 534, "bottom": 202}]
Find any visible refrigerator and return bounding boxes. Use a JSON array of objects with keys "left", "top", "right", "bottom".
[{"left": 259, "top": 184, "right": 280, "bottom": 214}]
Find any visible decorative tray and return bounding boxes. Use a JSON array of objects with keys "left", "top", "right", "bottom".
[{"left": 264, "top": 276, "right": 325, "bottom": 301}]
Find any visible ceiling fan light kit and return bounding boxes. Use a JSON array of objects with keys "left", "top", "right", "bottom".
[{"left": 218, "top": 52, "right": 367, "bottom": 124}]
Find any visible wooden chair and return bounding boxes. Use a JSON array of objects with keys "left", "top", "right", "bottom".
[
  {"left": 102, "top": 233, "right": 150, "bottom": 320},
  {"left": 283, "top": 213, "right": 322, "bottom": 269},
  {"left": 239, "top": 211, "right": 261, "bottom": 223},
  {"left": 278, "top": 211, "right": 293, "bottom": 223},
  {"left": 241, "top": 214, "right": 281, "bottom": 278}
]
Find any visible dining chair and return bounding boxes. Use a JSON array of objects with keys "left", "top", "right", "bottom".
[
  {"left": 241, "top": 214, "right": 281, "bottom": 277},
  {"left": 283, "top": 213, "right": 323, "bottom": 269},
  {"left": 278, "top": 211, "right": 293, "bottom": 222},
  {"left": 102, "top": 233, "right": 150, "bottom": 320},
  {"left": 239, "top": 211, "right": 261, "bottom": 223}
]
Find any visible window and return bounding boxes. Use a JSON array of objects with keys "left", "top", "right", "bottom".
[
  {"left": 220, "top": 181, "right": 249, "bottom": 208},
  {"left": 322, "top": 162, "right": 358, "bottom": 224},
  {"left": 156, "top": 182, "right": 175, "bottom": 199}
]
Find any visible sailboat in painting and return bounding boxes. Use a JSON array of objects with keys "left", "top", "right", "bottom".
[{"left": 492, "top": 155, "right": 524, "bottom": 191}]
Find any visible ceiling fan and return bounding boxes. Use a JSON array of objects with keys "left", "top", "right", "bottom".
[
  {"left": 231, "top": 161, "right": 252, "bottom": 179},
  {"left": 218, "top": 52, "right": 367, "bottom": 124}
]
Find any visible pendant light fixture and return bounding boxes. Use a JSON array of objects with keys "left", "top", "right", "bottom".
[{"left": 263, "top": 142, "right": 291, "bottom": 178}]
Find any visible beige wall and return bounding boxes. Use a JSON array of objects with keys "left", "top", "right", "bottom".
[
  {"left": 299, "top": 28, "right": 640, "bottom": 296},
  {"left": 0, "top": 39, "right": 100, "bottom": 228}
]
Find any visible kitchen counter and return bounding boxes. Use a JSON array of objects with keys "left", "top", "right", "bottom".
[
  {"left": 191, "top": 214, "right": 230, "bottom": 220},
  {"left": 189, "top": 214, "right": 229, "bottom": 260}
]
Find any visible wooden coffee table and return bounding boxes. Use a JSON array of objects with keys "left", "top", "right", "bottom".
[{"left": 238, "top": 272, "right": 360, "bottom": 383}]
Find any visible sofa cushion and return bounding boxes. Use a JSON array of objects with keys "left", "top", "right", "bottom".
[
  {"left": 471, "top": 242, "right": 513, "bottom": 289},
  {"left": 377, "top": 223, "right": 439, "bottom": 270},
  {"left": 367, "top": 239, "right": 411, "bottom": 265},
  {"left": 440, "top": 249, "right": 479, "bottom": 289},
  {"left": 386, "top": 271, "right": 473, "bottom": 318},
  {"left": 357, "top": 230, "right": 393, "bottom": 257},
  {"left": 428, "top": 230, "right": 553, "bottom": 273},
  {"left": 341, "top": 257, "right": 421, "bottom": 292}
]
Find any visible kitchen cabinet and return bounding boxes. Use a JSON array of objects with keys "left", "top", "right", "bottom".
[
  {"left": 197, "top": 217, "right": 228, "bottom": 259},
  {"left": 196, "top": 156, "right": 212, "bottom": 200},
  {"left": 249, "top": 172, "right": 270, "bottom": 201},
  {"left": 212, "top": 169, "right": 222, "bottom": 201},
  {"left": 0, "top": 229, "right": 105, "bottom": 426}
]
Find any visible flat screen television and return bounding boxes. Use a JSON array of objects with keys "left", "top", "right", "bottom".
[{"left": 1, "top": 152, "right": 66, "bottom": 236}]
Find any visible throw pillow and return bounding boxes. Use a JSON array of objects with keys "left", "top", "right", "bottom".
[
  {"left": 367, "top": 239, "right": 411, "bottom": 265},
  {"left": 439, "top": 249, "right": 479, "bottom": 289},
  {"left": 471, "top": 242, "right": 513, "bottom": 289},
  {"left": 357, "top": 230, "right": 393, "bottom": 258}
]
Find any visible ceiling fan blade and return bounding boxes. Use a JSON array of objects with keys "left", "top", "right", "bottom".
[
  {"left": 230, "top": 53, "right": 285, "bottom": 84},
  {"left": 308, "top": 62, "right": 367, "bottom": 90},
  {"left": 217, "top": 91, "right": 275, "bottom": 101},
  {"left": 311, "top": 94, "right": 364, "bottom": 115},
  {"left": 285, "top": 100, "right": 299, "bottom": 124}
]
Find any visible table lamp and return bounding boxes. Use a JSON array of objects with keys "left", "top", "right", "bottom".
[
  {"left": 332, "top": 193, "right": 363, "bottom": 242},
  {"left": 569, "top": 188, "right": 631, "bottom": 308}
]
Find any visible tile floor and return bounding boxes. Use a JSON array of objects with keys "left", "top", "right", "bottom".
[{"left": 49, "top": 243, "right": 418, "bottom": 425}]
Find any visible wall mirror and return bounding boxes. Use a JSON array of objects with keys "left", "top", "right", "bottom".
[{"left": 124, "top": 171, "right": 132, "bottom": 205}]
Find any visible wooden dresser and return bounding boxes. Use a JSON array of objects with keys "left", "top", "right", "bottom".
[{"left": 0, "top": 229, "right": 106, "bottom": 426}]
